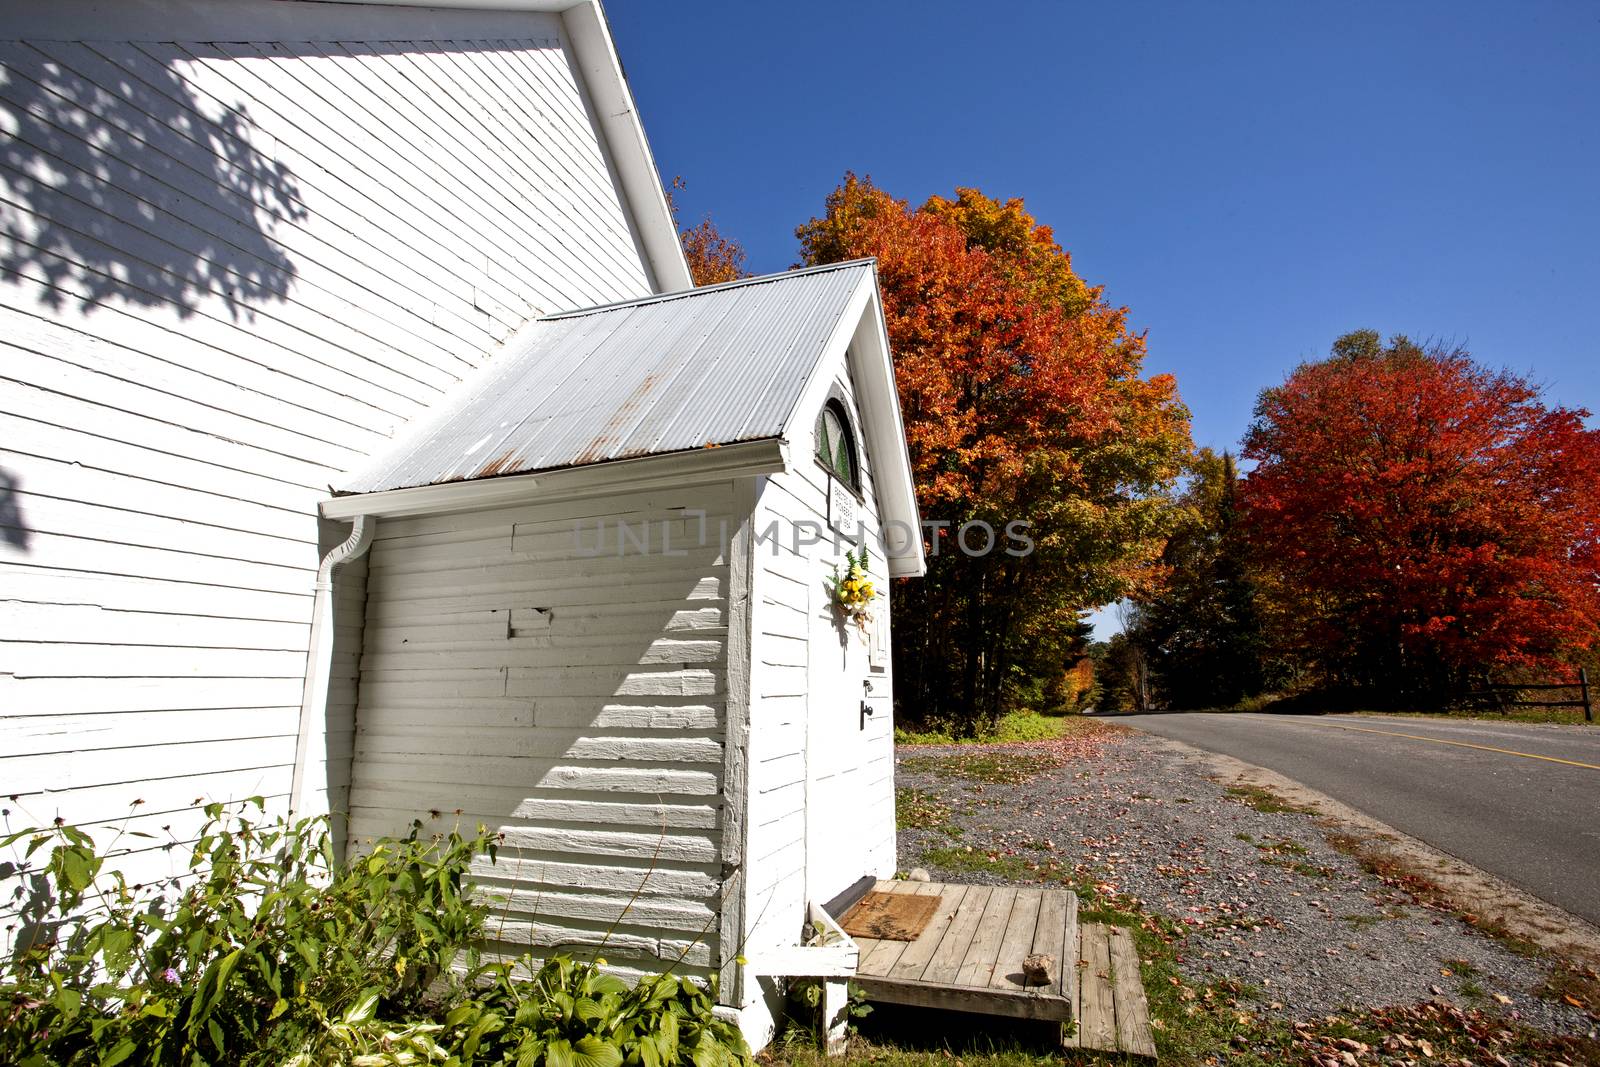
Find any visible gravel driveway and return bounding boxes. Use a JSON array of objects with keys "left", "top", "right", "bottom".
[{"left": 894, "top": 721, "right": 1596, "bottom": 1042}]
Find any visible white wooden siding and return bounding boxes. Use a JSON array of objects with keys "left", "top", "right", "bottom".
[
  {"left": 345, "top": 485, "right": 736, "bottom": 979},
  {"left": 0, "top": 3, "right": 655, "bottom": 947},
  {"left": 738, "top": 359, "right": 898, "bottom": 1018}
]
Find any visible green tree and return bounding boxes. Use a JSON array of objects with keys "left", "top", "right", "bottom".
[
  {"left": 1133, "top": 449, "right": 1270, "bottom": 708},
  {"left": 1089, "top": 628, "right": 1151, "bottom": 713}
]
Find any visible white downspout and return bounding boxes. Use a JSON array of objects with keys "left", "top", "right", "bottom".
[{"left": 291, "top": 514, "right": 375, "bottom": 816}]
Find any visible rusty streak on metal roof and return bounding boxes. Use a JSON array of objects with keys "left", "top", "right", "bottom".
[{"left": 339, "top": 261, "right": 876, "bottom": 496}]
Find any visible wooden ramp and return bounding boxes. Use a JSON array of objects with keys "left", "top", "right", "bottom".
[
  {"left": 1070, "top": 922, "right": 1158, "bottom": 1059},
  {"left": 842, "top": 880, "right": 1155, "bottom": 1060}
]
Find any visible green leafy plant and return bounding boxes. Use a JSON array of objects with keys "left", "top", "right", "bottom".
[
  {"left": 0, "top": 800, "right": 752, "bottom": 1066},
  {"left": 782, "top": 980, "right": 873, "bottom": 1050},
  {"left": 1, "top": 798, "right": 496, "bottom": 1065},
  {"left": 470, "top": 957, "right": 748, "bottom": 1067}
]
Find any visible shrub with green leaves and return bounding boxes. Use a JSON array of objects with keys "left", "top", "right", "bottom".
[
  {"left": 437, "top": 956, "right": 749, "bottom": 1067},
  {"left": 2, "top": 798, "right": 493, "bottom": 1064},
  {"left": 0, "top": 800, "right": 751, "bottom": 1067}
]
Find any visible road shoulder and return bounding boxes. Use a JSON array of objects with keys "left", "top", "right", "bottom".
[
  {"left": 1154, "top": 733, "right": 1600, "bottom": 969},
  {"left": 895, "top": 721, "right": 1600, "bottom": 1060}
]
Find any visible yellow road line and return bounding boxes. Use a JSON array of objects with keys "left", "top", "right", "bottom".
[{"left": 1298, "top": 720, "right": 1600, "bottom": 771}]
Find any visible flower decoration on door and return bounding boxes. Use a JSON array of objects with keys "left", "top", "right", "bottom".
[{"left": 828, "top": 545, "right": 875, "bottom": 638}]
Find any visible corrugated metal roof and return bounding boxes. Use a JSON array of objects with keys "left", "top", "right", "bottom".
[{"left": 340, "top": 261, "right": 875, "bottom": 495}]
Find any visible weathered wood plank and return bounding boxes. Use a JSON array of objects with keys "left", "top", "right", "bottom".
[
  {"left": 466, "top": 860, "right": 719, "bottom": 901},
  {"left": 350, "top": 753, "right": 720, "bottom": 796},
  {"left": 1061, "top": 888, "right": 1080, "bottom": 1014},
  {"left": 848, "top": 975, "right": 1072, "bottom": 1022},
  {"left": 353, "top": 727, "right": 724, "bottom": 765},
  {"left": 919, "top": 885, "right": 992, "bottom": 986},
  {"left": 988, "top": 887, "right": 1044, "bottom": 989},
  {"left": 886, "top": 883, "right": 969, "bottom": 981},
  {"left": 1108, "top": 925, "right": 1157, "bottom": 1058},
  {"left": 954, "top": 885, "right": 1017, "bottom": 987},
  {"left": 1076, "top": 924, "right": 1117, "bottom": 1054},
  {"left": 1031, "top": 889, "right": 1069, "bottom": 991}
]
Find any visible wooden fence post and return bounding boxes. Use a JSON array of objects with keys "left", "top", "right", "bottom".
[{"left": 1582, "top": 667, "right": 1592, "bottom": 724}]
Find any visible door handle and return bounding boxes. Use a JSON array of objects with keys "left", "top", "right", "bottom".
[{"left": 860, "top": 698, "right": 875, "bottom": 731}]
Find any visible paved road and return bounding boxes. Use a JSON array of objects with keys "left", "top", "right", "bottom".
[{"left": 1121, "top": 713, "right": 1600, "bottom": 926}]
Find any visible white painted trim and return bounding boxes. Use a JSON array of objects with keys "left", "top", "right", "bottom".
[
  {"left": 743, "top": 904, "right": 860, "bottom": 979},
  {"left": 543, "top": 258, "right": 877, "bottom": 320},
  {"left": 779, "top": 269, "right": 926, "bottom": 578},
  {"left": 561, "top": 1, "right": 694, "bottom": 293},
  {"left": 854, "top": 281, "right": 926, "bottom": 577},
  {"left": 740, "top": 943, "right": 858, "bottom": 980},
  {"left": 1, "top": 0, "right": 568, "bottom": 40},
  {"left": 321, "top": 439, "right": 786, "bottom": 520},
  {"left": 716, "top": 474, "right": 759, "bottom": 1006},
  {"left": 777, "top": 274, "right": 873, "bottom": 443}
]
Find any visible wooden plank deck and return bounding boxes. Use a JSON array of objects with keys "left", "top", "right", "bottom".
[{"left": 842, "top": 880, "right": 1155, "bottom": 1059}]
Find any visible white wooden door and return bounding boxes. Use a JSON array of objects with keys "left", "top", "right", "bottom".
[{"left": 803, "top": 577, "right": 869, "bottom": 905}]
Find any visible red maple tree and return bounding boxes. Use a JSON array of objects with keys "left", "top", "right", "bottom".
[{"left": 1241, "top": 331, "right": 1600, "bottom": 701}]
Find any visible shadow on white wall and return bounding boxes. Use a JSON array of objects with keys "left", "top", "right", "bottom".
[{"left": 0, "top": 46, "right": 303, "bottom": 318}]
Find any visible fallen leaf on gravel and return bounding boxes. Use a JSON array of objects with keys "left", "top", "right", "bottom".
[
  {"left": 1491, "top": 993, "right": 1512, "bottom": 1004},
  {"left": 1563, "top": 994, "right": 1584, "bottom": 1008}
]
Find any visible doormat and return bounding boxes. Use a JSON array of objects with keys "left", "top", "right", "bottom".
[{"left": 839, "top": 891, "right": 940, "bottom": 941}]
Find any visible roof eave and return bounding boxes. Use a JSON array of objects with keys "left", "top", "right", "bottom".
[
  {"left": 560, "top": 1, "right": 694, "bottom": 292},
  {"left": 862, "top": 280, "right": 928, "bottom": 578},
  {"left": 779, "top": 268, "right": 927, "bottom": 578},
  {"left": 323, "top": 437, "right": 786, "bottom": 521}
]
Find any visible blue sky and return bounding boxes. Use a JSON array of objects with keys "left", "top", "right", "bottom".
[{"left": 607, "top": 1, "right": 1600, "bottom": 634}]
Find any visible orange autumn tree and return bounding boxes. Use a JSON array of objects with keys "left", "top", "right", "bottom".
[{"left": 798, "top": 176, "right": 1191, "bottom": 731}]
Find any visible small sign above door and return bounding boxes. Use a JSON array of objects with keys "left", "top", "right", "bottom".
[{"left": 827, "top": 477, "right": 861, "bottom": 538}]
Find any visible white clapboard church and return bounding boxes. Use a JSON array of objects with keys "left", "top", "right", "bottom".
[{"left": 0, "top": 0, "right": 924, "bottom": 1046}]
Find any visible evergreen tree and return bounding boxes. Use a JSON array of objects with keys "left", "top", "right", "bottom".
[{"left": 1134, "top": 449, "right": 1269, "bottom": 708}]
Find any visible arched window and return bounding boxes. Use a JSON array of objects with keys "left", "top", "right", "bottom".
[{"left": 815, "top": 398, "right": 859, "bottom": 491}]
